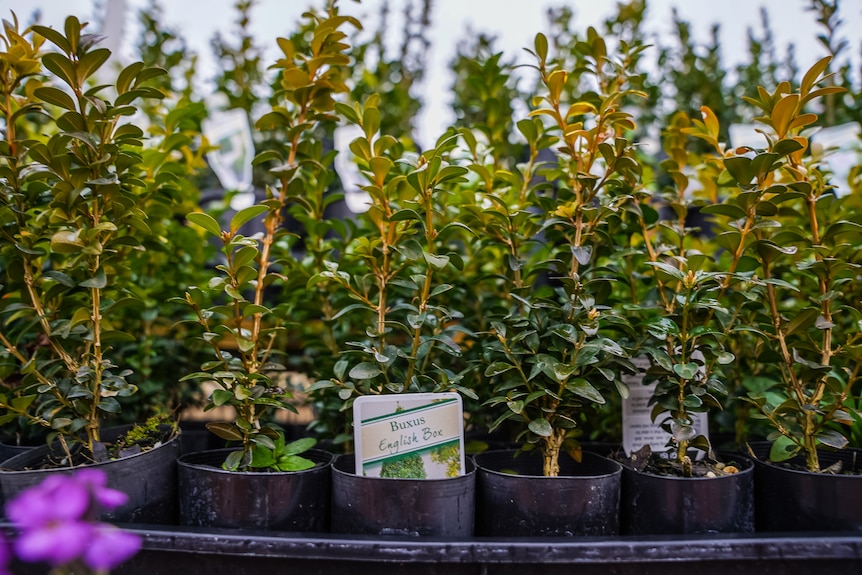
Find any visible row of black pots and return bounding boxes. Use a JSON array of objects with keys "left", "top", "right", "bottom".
[
  {"left": 174, "top": 446, "right": 861, "bottom": 537},
  {"left": 0, "top": 434, "right": 859, "bottom": 537}
]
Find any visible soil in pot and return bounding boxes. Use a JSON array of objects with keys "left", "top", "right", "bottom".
[
  {"left": 330, "top": 453, "right": 475, "bottom": 537},
  {"left": 614, "top": 446, "right": 755, "bottom": 535},
  {"left": 473, "top": 449, "right": 622, "bottom": 537},
  {"left": 0, "top": 423, "right": 181, "bottom": 524},
  {"left": 750, "top": 443, "right": 862, "bottom": 532},
  {"left": 178, "top": 447, "right": 333, "bottom": 532}
]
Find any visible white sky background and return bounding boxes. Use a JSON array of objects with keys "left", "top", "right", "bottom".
[{"left": 11, "top": 0, "right": 862, "bottom": 146}]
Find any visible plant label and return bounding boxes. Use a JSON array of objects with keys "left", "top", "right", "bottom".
[
  {"left": 202, "top": 107, "right": 254, "bottom": 196},
  {"left": 353, "top": 393, "right": 465, "bottom": 478},
  {"left": 811, "top": 122, "right": 861, "bottom": 197},
  {"left": 621, "top": 358, "right": 710, "bottom": 457}
]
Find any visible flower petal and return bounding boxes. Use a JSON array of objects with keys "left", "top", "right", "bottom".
[
  {"left": 75, "top": 468, "right": 128, "bottom": 510},
  {"left": 92, "top": 485, "right": 129, "bottom": 510},
  {"left": 5, "top": 488, "right": 54, "bottom": 527},
  {"left": 49, "top": 480, "right": 90, "bottom": 521},
  {"left": 74, "top": 468, "right": 108, "bottom": 488},
  {"left": 14, "top": 521, "right": 92, "bottom": 566},
  {"left": 83, "top": 526, "right": 142, "bottom": 570}
]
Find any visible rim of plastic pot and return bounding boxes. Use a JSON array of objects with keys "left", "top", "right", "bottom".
[
  {"left": 0, "top": 425, "right": 181, "bottom": 475},
  {"left": 473, "top": 449, "right": 622, "bottom": 480},
  {"left": 617, "top": 450, "right": 755, "bottom": 482},
  {"left": 332, "top": 453, "right": 476, "bottom": 482}
]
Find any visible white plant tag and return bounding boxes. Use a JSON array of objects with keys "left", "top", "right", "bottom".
[
  {"left": 622, "top": 357, "right": 709, "bottom": 457},
  {"left": 353, "top": 393, "right": 465, "bottom": 479}
]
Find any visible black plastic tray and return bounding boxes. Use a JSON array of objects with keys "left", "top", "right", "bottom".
[{"left": 117, "top": 526, "right": 862, "bottom": 574}]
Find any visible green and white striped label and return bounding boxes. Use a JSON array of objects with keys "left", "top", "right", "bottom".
[{"left": 353, "top": 393, "right": 465, "bottom": 479}]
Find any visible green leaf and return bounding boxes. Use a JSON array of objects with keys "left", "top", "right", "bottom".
[
  {"left": 10, "top": 395, "right": 37, "bottom": 412},
  {"left": 212, "top": 389, "right": 233, "bottom": 406},
  {"left": 423, "top": 253, "right": 449, "bottom": 270},
  {"left": 784, "top": 308, "right": 819, "bottom": 337},
  {"left": 701, "top": 203, "right": 747, "bottom": 221},
  {"left": 250, "top": 444, "right": 276, "bottom": 468},
  {"left": 769, "top": 435, "right": 800, "bottom": 462},
  {"left": 673, "top": 363, "right": 699, "bottom": 380},
  {"left": 773, "top": 138, "right": 805, "bottom": 158},
  {"left": 34, "top": 86, "right": 77, "bottom": 110},
  {"left": 276, "top": 454, "right": 316, "bottom": 472},
  {"left": 77, "top": 48, "right": 110, "bottom": 82},
  {"left": 390, "top": 208, "right": 422, "bottom": 222},
  {"left": 223, "top": 449, "right": 245, "bottom": 471},
  {"left": 230, "top": 205, "right": 268, "bottom": 232},
  {"left": 534, "top": 33, "right": 548, "bottom": 62},
  {"left": 816, "top": 429, "right": 848, "bottom": 450},
  {"left": 645, "top": 261, "right": 686, "bottom": 282},
  {"left": 566, "top": 378, "right": 605, "bottom": 404},
  {"left": 69, "top": 306, "right": 91, "bottom": 328},
  {"left": 429, "top": 284, "right": 454, "bottom": 297},
  {"left": 50, "top": 230, "right": 83, "bottom": 253},
  {"left": 97, "top": 397, "right": 121, "bottom": 413},
  {"left": 395, "top": 239, "right": 424, "bottom": 261},
  {"left": 484, "top": 362, "right": 516, "bottom": 377},
  {"left": 79, "top": 268, "right": 107, "bottom": 289},
  {"left": 723, "top": 156, "right": 753, "bottom": 186},
  {"left": 284, "top": 436, "right": 317, "bottom": 456},
  {"left": 507, "top": 400, "right": 524, "bottom": 414},
  {"left": 348, "top": 362, "right": 382, "bottom": 380},
  {"left": 252, "top": 434, "right": 276, "bottom": 450},
  {"left": 528, "top": 418, "right": 553, "bottom": 437},
  {"left": 362, "top": 106, "right": 380, "bottom": 140},
  {"left": 116, "top": 61, "right": 145, "bottom": 94},
  {"left": 187, "top": 212, "right": 223, "bottom": 236},
  {"left": 32, "top": 25, "right": 73, "bottom": 54},
  {"left": 369, "top": 157, "right": 393, "bottom": 182},
  {"left": 206, "top": 422, "right": 244, "bottom": 442},
  {"left": 42, "top": 52, "right": 77, "bottom": 88}
]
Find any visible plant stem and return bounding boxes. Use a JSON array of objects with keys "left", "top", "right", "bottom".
[
  {"left": 542, "top": 428, "right": 566, "bottom": 477},
  {"left": 762, "top": 254, "right": 819, "bottom": 472},
  {"left": 404, "top": 186, "right": 437, "bottom": 389}
]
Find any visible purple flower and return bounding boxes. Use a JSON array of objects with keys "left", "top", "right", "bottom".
[
  {"left": 73, "top": 468, "right": 129, "bottom": 511},
  {"left": 13, "top": 519, "right": 93, "bottom": 566},
  {"left": 6, "top": 473, "right": 93, "bottom": 566},
  {"left": 4, "top": 469, "right": 141, "bottom": 571},
  {"left": 83, "top": 525, "right": 142, "bottom": 571}
]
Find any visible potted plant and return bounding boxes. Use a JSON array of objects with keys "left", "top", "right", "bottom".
[
  {"left": 173, "top": 4, "right": 362, "bottom": 533},
  {"left": 468, "top": 29, "right": 641, "bottom": 537},
  {"left": 604, "top": 102, "right": 757, "bottom": 534},
  {"left": 689, "top": 56, "right": 862, "bottom": 531},
  {"left": 305, "top": 83, "right": 480, "bottom": 534},
  {"left": 0, "top": 14, "right": 181, "bottom": 523}
]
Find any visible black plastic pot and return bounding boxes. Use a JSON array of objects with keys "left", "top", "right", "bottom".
[
  {"left": 0, "top": 439, "right": 37, "bottom": 507},
  {"left": 751, "top": 444, "right": 862, "bottom": 532},
  {"left": 177, "top": 447, "right": 333, "bottom": 532},
  {"left": 619, "top": 453, "right": 754, "bottom": 535},
  {"left": 0, "top": 439, "right": 37, "bottom": 465},
  {"left": 0, "top": 425, "right": 181, "bottom": 524},
  {"left": 177, "top": 420, "right": 226, "bottom": 454},
  {"left": 330, "top": 453, "right": 475, "bottom": 537},
  {"left": 473, "top": 449, "right": 622, "bottom": 537}
]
